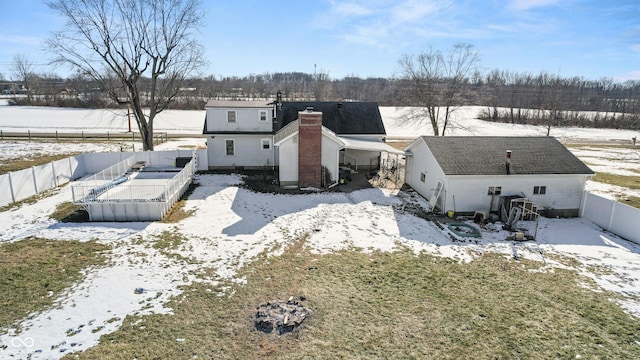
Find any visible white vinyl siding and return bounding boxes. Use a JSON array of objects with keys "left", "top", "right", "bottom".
[{"left": 206, "top": 135, "right": 276, "bottom": 169}]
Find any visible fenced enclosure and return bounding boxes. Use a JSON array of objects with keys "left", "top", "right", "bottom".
[
  {"left": 0, "top": 149, "right": 207, "bottom": 209},
  {"left": 71, "top": 152, "right": 196, "bottom": 221}
]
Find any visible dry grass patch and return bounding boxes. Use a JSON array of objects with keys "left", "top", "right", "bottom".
[
  {"left": 161, "top": 182, "right": 199, "bottom": 223},
  {"left": 619, "top": 196, "right": 640, "bottom": 209},
  {"left": 0, "top": 238, "right": 109, "bottom": 332},
  {"left": 0, "top": 187, "right": 64, "bottom": 213},
  {"left": 592, "top": 172, "right": 640, "bottom": 190},
  {"left": 70, "top": 241, "right": 640, "bottom": 359},
  {"left": 0, "top": 153, "right": 83, "bottom": 175},
  {"left": 591, "top": 172, "right": 640, "bottom": 208},
  {"left": 565, "top": 143, "right": 637, "bottom": 150},
  {"left": 49, "top": 201, "right": 89, "bottom": 222}
]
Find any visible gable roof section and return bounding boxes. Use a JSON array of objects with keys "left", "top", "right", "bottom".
[
  {"left": 418, "top": 136, "right": 594, "bottom": 176},
  {"left": 274, "top": 102, "right": 386, "bottom": 135}
]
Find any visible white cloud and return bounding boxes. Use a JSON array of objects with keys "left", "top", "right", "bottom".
[
  {"left": 340, "top": 21, "right": 391, "bottom": 47},
  {"left": 616, "top": 70, "right": 640, "bottom": 81},
  {"left": 333, "top": 2, "right": 373, "bottom": 16},
  {"left": 0, "top": 34, "right": 43, "bottom": 46},
  {"left": 391, "top": 0, "right": 443, "bottom": 24},
  {"left": 508, "top": 0, "right": 561, "bottom": 11}
]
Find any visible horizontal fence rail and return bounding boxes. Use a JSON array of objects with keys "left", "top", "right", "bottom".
[{"left": 0, "top": 129, "right": 169, "bottom": 145}]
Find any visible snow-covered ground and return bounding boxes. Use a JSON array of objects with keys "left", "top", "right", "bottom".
[
  {"left": 0, "top": 104, "right": 639, "bottom": 359},
  {"left": 1, "top": 103, "right": 639, "bottom": 141}
]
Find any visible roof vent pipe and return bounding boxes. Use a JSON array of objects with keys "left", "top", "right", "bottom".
[{"left": 505, "top": 150, "right": 512, "bottom": 175}]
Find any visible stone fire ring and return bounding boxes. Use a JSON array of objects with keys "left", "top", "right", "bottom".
[{"left": 255, "top": 298, "right": 312, "bottom": 335}]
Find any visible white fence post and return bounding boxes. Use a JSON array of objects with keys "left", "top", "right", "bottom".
[
  {"left": 52, "top": 162, "right": 58, "bottom": 187},
  {"left": 31, "top": 167, "right": 39, "bottom": 194},
  {"left": 607, "top": 201, "right": 617, "bottom": 231},
  {"left": 7, "top": 172, "right": 16, "bottom": 203}
]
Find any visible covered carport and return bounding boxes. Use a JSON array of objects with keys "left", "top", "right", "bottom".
[{"left": 337, "top": 136, "right": 405, "bottom": 186}]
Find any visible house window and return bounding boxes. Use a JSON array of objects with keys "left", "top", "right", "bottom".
[
  {"left": 225, "top": 139, "right": 235, "bottom": 156},
  {"left": 261, "top": 138, "right": 271, "bottom": 150},
  {"left": 259, "top": 110, "right": 267, "bottom": 121},
  {"left": 227, "top": 111, "right": 237, "bottom": 123},
  {"left": 488, "top": 186, "right": 502, "bottom": 195},
  {"left": 533, "top": 186, "right": 547, "bottom": 195},
  {"left": 420, "top": 172, "right": 426, "bottom": 183}
]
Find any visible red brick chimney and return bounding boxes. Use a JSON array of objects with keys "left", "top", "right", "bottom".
[{"left": 298, "top": 108, "right": 322, "bottom": 188}]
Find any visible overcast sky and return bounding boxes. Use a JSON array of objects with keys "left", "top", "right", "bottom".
[{"left": 1, "top": 0, "right": 639, "bottom": 81}]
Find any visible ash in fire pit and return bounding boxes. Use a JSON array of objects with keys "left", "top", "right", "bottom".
[{"left": 255, "top": 298, "right": 311, "bottom": 335}]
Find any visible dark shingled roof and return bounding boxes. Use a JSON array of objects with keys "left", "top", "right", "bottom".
[
  {"left": 419, "top": 136, "right": 594, "bottom": 175},
  {"left": 274, "top": 102, "right": 386, "bottom": 135}
]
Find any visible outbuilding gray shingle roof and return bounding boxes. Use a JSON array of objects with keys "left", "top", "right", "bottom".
[{"left": 418, "top": 136, "right": 594, "bottom": 175}]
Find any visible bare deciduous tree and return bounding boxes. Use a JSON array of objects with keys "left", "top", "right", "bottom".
[
  {"left": 398, "top": 43, "right": 480, "bottom": 136},
  {"left": 46, "top": 0, "right": 206, "bottom": 150},
  {"left": 11, "top": 54, "right": 35, "bottom": 102}
]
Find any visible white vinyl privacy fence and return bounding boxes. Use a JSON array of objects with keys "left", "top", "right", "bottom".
[
  {"left": 0, "top": 149, "right": 207, "bottom": 208},
  {"left": 580, "top": 191, "right": 640, "bottom": 245}
]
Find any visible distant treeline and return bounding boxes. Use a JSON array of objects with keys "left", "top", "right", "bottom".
[{"left": 2, "top": 70, "right": 640, "bottom": 130}]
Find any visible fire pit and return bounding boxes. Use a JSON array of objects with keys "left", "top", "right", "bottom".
[{"left": 254, "top": 298, "right": 312, "bottom": 335}]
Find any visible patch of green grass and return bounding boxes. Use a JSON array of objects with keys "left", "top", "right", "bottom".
[
  {"left": 0, "top": 238, "right": 109, "bottom": 332},
  {"left": 71, "top": 240, "right": 640, "bottom": 359}
]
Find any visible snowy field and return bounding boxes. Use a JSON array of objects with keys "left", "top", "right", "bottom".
[{"left": 0, "top": 103, "right": 639, "bottom": 359}]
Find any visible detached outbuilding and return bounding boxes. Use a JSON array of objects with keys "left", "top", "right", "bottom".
[{"left": 404, "top": 136, "right": 594, "bottom": 217}]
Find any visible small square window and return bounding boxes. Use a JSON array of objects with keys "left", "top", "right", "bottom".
[
  {"left": 488, "top": 186, "right": 502, "bottom": 195},
  {"left": 261, "top": 138, "right": 271, "bottom": 150},
  {"left": 227, "top": 111, "right": 236, "bottom": 123},
  {"left": 420, "top": 172, "right": 426, "bottom": 182},
  {"left": 534, "top": 186, "right": 547, "bottom": 195},
  {"left": 259, "top": 110, "right": 267, "bottom": 121},
  {"left": 225, "top": 139, "right": 235, "bottom": 156}
]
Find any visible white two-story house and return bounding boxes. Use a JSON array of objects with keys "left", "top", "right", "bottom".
[
  {"left": 202, "top": 100, "right": 276, "bottom": 169},
  {"left": 203, "top": 99, "right": 401, "bottom": 188}
]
